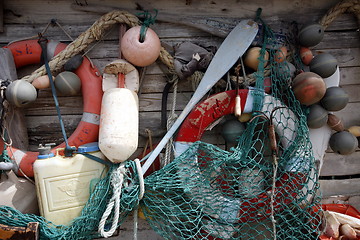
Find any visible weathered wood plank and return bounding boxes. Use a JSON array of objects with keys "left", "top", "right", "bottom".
[
  {"left": 320, "top": 178, "right": 360, "bottom": 197},
  {"left": 338, "top": 67, "right": 360, "bottom": 86},
  {"left": 321, "top": 151, "right": 360, "bottom": 176},
  {"left": 315, "top": 31, "right": 360, "bottom": 50},
  {"left": 331, "top": 101, "right": 360, "bottom": 127},
  {"left": 342, "top": 84, "right": 360, "bottom": 102},
  {"left": 3, "top": 0, "right": 341, "bottom": 25},
  {"left": 25, "top": 92, "right": 193, "bottom": 116},
  {"left": 25, "top": 110, "right": 224, "bottom": 151}
]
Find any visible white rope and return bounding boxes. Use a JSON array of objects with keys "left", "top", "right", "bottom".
[
  {"left": 134, "top": 158, "right": 145, "bottom": 199},
  {"left": 270, "top": 156, "right": 278, "bottom": 240},
  {"left": 133, "top": 159, "right": 145, "bottom": 240},
  {"left": 163, "top": 79, "right": 178, "bottom": 167},
  {"left": 98, "top": 163, "right": 126, "bottom": 238}
]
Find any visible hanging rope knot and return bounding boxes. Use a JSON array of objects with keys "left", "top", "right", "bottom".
[
  {"left": 98, "top": 160, "right": 145, "bottom": 238},
  {"left": 98, "top": 163, "right": 126, "bottom": 238},
  {"left": 136, "top": 9, "right": 158, "bottom": 42}
]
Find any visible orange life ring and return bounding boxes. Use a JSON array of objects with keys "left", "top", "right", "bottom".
[
  {"left": 2, "top": 39, "right": 103, "bottom": 177},
  {"left": 174, "top": 89, "right": 308, "bottom": 239}
]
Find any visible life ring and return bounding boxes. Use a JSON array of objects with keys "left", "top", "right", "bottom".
[
  {"left": 174, "top": 89, "right": 308, "bottom": 239},
  {"left": 2, "top": 39, "right": 103, "bottom": 177}
]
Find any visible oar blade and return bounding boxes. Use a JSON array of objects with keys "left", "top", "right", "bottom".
[{"left": 142, "top": 19, "right": 258, "bottom": 174}]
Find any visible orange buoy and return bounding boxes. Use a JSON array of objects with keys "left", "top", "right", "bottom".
[
  {"left": 327, "top": 113, "right": 344, "bottom": 132},
  {"left": 291, "top": 71, "right": 326, "bottom": 106},
  {"left": 299, "top": 47, "right": 313, "bottom": 65},
  {"left": 244, "top": 47, "right": 269, "bottom": 71},
  {"left": 274, "top": 46, "right": 287, "bottom": 63},
  {"left": 32, "top": 75, "right": 52, "bottom": 89}
]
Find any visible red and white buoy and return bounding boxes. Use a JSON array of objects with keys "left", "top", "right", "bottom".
[{"left": 98, "top": 59, "right": 139, "bottom": 163}]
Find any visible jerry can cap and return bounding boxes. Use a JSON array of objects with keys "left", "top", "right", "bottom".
[
  {"left": 37, "top": 152, "right": 55, "bottom": 159},
  {"left": 77, "top": 142, "right": 100, "bottom": 153}
]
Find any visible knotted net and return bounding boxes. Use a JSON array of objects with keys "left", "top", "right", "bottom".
[
  {"left": 140, "top": 16, "right": 323, "bottom": 240},
  {"left": 0, "top": 9, "right": 324, "bottom": 240}
]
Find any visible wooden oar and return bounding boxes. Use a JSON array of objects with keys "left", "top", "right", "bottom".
[{"left": 141, "top": 19, "right": 258, "bottom": 174}]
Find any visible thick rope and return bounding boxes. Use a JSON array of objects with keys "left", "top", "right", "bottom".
[
  {"left": 98, "top": 163, "right": 126, "bottom": 238},
  {"left": 319, "top": 0, "right": 360, "bottom": 29},
  {"left": 22, "top": 11, "right": 140, "bottom": 83},
  {"left": 18, "top": 10, "right": 176, "bottom": 83}
]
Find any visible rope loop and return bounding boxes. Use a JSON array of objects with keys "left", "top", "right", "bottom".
[
  {"left": 136, "top": 9, "right": 158, "bottom": 42},
  {"left": 319, "top": 0, "right": 360, "bottom": 29},
  {"left": 98, "top": 163, "right": 126, "bottom": 238}
]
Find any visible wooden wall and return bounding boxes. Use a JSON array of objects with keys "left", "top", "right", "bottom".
[{"left": 0, "top": 0, "right": 359, "bottom": 239}]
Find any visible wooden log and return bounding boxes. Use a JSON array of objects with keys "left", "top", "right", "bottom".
[{"left": 0, "top": 222, "right": 39, "bottom": 240}]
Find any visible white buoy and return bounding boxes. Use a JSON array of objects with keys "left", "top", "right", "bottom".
[{"left": 98, "top": 60, "right": 139, "bottom": 163}]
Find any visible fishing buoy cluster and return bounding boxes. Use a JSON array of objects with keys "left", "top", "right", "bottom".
[
  {"left": 2, "top": 40, "right": 104, "bottom": 177},
  {"left": 97, "top": 24, "right": 160, "bottom": 164},
  {"left": 6, "top": 54, "right": 83, "bottom": 109},
  {"left": 98, "top": 21, "right": 160, "bottom": 164},
  {"left": 32, "top": 54, "right": 83, "bottom": 96},
  {"left": 294, "top": 23, "right": 357, "bottom": 155},
  {"left": 0, "top": 11, "right": 163, "bottom": 183}
]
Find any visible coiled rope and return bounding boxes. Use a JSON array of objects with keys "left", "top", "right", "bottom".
[{"left": 319, "top": 0, "right": 360, "bottom": 30}]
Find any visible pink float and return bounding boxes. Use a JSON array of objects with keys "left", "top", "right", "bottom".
[{"left": 120, "top": 26, "right": 161, "bottom": 67}]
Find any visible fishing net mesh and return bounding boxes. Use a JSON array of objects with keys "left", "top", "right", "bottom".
[
  {"left": 140, "top": 19, "right": 323, "bottom": 239},
  {"left": 0, "top": 162, "right": 142, "bottom": 240},
  {"left": 0, "top": 17, "right": 323, "bottom": 240}
]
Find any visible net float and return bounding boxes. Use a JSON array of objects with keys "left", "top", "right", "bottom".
[
  {"left": 348, "top": 126, "right": 360, "bottom": 137},
  {"left": 298, "top": 23, "right": 325, "bottom": 47},
  {"left": 54, "top": 71, "right": 82, "bottom": 96},
  {"left": 244, "top": 46, "right": 269, "bottom": 71},
  {"left": 310, "top": 53, "right": 338, "bottom": 78},
  {"left": 221, "top": 118, "right": 246, "bottom": 144},
  {"left": 32, "top": 75, "right": 52, "bottom": 89},
  {"left": 5, "top": 80, "right": 38, "bottom": 107},
  {"left": 120, "top": 26, "right": 161, "bottom": 67},
  {"left": 64, "top": 54, "right": 84, "bottom": 72},
  {"left": 300, "top": 47, "right": 313, "bottom": 65},
  {"left": 274, "top": 46, "right": 287, "bottom": 63},
  {"left": 329, "top": 131, "right": 358, "bottom": 155},
  {"left": 307, "top": 104, "right": 328, "bottom": 129},
  {"left": 99, "top": 60, "right": 140, "bottom": 163},
  {"left": 291, "top": 71, "right": 326, "bottom": 106},
  {"left": 320, "top": 86, "right": 349, "bottom": 111},
  {"left": 327, "top": 113, "right": 345, "bottom": 132}
]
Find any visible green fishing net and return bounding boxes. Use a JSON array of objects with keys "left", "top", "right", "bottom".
[
  {"left": 140, "top": 18, "right": 323, "bottom": 239},
  {"left": 0, "top": 162, "right": 142, "bottom": 240},
  {"left": 0, "top": 15, "right": 322, "bottom": 240}
]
